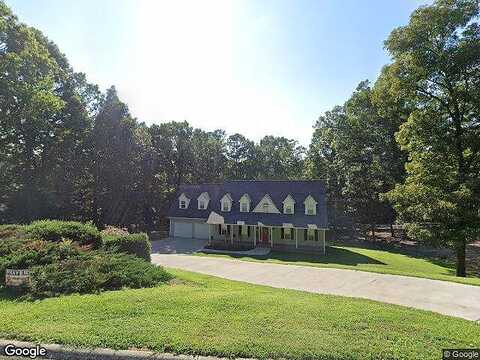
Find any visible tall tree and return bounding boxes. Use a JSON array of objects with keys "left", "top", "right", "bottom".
[
  {"left": 385, "top": 0, "right": 480, "bottom": 276},
  {"left": 225, "top": 133, "right": 257, "bottom": 180},
  {"left": 306, "top": 79, "right": 408, "bottom": 235},
  {"left": 91, "top": 86, "right": 140, "bottom": 227},
  {"left": 1, "top": 3, "right": 63, "bottom": 222},
  {"left": 257, "top": 136, "right": 305, "bottom": 179},
  {"left": 191, "top": 129, "right": 226, "bottom": 183}
]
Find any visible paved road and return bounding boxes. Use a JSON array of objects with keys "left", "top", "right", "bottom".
[{"left": 152, "top": 251, "right": 480, "bottom": 321}]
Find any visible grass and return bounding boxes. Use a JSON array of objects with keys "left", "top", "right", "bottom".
[
  {"left": 197, "top": 245, "right": 480, "bottom": 286},
  {"left": 0, "top": 269, "right": 479, "bottom": 360}
]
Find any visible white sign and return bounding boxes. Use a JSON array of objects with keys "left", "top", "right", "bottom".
[{"left": 5, "top": 269, "right": 30, "bottom": 287}]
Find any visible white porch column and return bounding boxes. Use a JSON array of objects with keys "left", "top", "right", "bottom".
[
  {"left": 270, "top": 227, "right": 273, "bottom": 248},
  {"left": 253, "top": 226, "right": 256, "bottom": 247},
  {"left": 208, "top": 224, "right": 211, "bottom": 241},
  {"left": 231, "top": 225, "right": 233, "bottom": 244},
  {"left": 322, "top": 229, "right": 326, "bottom": 254},
  {"left": 295, "top": 228, "right": 298, "bottom": 249}
]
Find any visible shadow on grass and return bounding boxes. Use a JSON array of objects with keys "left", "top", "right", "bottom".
[
  {"left": 0, "top": 286, "right": 25, "bottom": 301},
  {"left": 221, "top": 246, "right": 386, "bottom": 266},
  {"left": 330, "top": 241, "right": 459, "bottom": 276}
]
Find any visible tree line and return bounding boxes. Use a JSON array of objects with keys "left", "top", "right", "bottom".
[
  {"left": 1, "top": 0, "right": 479, "bottom": 276},
  {"left": 0, "top": 1, "right": 305, "bottom": 228}
]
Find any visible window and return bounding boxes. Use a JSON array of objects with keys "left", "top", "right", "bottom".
[
  {"left": 180, "top": 200, "right": 186, "bottom": 209},
  {"left": 304, "top": 195, "right": 317, "bottom": 215},
  {"left": 241, "top": 225, "right": 248, "bottom": 236},
  {"left": 263, "top": 203, "right": 269, "bottom": 211},
  {"left": 198, "top": 200, "right": 206, "bottom": 209},
  {"left": 282, "top": 228, "right": 292, "bottom": 240},
  {"left": 239, "top": 194, "right": 250, "bottom": 213},
  {"left": 306, "top": 205, "right": 315, "bottom": 215},
  {"left": 282, "top": 195, "right": 295, "bottom": 215},
  {"left": 222, "top": 201, "right": 230, "bottom": 212},
  {"left": 308, "top": 229, "right": 315, "bottom": 241}
]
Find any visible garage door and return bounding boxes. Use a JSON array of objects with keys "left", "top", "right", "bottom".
[
  {"left": 173, "top": 221, "right": 193, "bottom": 238},
  {"left": 194, "top": 223, "right": 210, "bottom": 239}
]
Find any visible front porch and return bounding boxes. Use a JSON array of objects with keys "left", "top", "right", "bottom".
[{"left": 207, "top": 223, "right": 326, "bottom": 254}]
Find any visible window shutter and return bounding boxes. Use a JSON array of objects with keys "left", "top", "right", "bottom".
[
  {"left": 304, "top": 229, "right": 307, "bottom": 241},
  {"left": 315, "top": 230, "right": 319, "bottom": 242},
  {"left": 218, "top": 224, "right": 221, "bottom": 234},
  {"left": 248, "top": 226, "right": 251, "bottom": 237},
  {"left": 281, "top": 228, "right": 284, "bottom": 239},
  {"left": 290, "top": 228, "right": 293, "bottom": 239}
]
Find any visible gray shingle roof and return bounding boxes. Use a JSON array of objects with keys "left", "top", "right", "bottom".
[{"left": 167, "top": 180, "right": 328, "bottom": 228}]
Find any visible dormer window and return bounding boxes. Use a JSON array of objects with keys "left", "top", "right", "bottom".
[
  {"left": 239, "top": 194, "right": 251, "bottom": 213},
  {"left": 197, "top": 192, "right": 210, "bottom": 210},
  {"left": 282, "top": 195, "right": 295, "bottom": 215},
  {"left": 220, "top": 193, "right": 232, "bottom": 212},
  {"left": 304, "top": 195, "right": 317, "bottom": 215},
  {"left": 178, "top": 193, "right": 190, "bottom": 209},
  {"left": 253, "top": 194, "right": 280, "bottom": 213}
]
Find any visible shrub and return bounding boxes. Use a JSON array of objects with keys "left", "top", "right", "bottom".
[
  {"left": 0, "top": 224, "right": 25, "bottom": 239},
  {"left": 100, "top": 225, "right": 129, "bottom": 238},
  {"left": 28, "top": 252, "right": 172, "bottom": 298},
  {"left": 103, "top": 233, "right": 151, "bottom": 261},
  {"left": 25, "top": 220, "right": 102, "bottom": 248},
  {"left": 0, "top": 240, "right": 81, "bottom": 285}
]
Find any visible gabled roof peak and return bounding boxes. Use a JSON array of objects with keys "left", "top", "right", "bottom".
[
  {"left": 283, "top": 194, "right": 296, "bottom": 204},
  {"left": 220, "top": 193, "right": 233, "bottom": 201}
]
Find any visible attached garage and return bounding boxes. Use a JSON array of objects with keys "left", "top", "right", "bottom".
[
  {"left": 193, "top": 223, "right": 210, "bottom": 239},
  {"left": 173, "top": 221, "right": 193, "bottom": 238},
  {"left": 170, "top": 219, "right": 210, "bottom": 239}
]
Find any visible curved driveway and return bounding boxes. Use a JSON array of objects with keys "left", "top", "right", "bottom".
[{"left": 152, "top": 248, "right": 480, "bottom": 321}]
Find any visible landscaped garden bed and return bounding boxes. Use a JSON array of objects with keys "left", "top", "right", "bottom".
[{"left": 0, "top": 221, "right": 172, "bottom": 299}]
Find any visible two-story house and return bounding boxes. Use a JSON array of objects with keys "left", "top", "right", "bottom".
[{"left": 167, "top": 180, "right": 328, "bottom": 253}]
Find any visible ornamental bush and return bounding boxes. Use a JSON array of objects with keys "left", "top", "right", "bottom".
[
  {"left": 0, "top": 224, "right": 25, "bottom": 240},
  {"left": 0, "top": 234, "right": 172, "bottom": 298},
  {"left": 0, "top": 240, "right": 81, "bottom": 286},
  {"left": 28, "top": 253, "right": 172, "bottom": 298},
  {"left": 25, "top": 220, "right": 102, "bottom": 248},
  {"left": 102, "top": 233, "right": 151, "bottom": 261}
]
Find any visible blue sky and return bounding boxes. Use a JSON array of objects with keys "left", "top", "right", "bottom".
[{"left": 6, "top": 0, "right": 428, "bottom": 146}]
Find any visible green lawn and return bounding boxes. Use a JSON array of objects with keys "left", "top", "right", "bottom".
[
  {"left": 0, "top": 269, "right": 479, "bottom": 360},
  {"left": 197, "top": 245, "right": 480, "bottom": 286}
]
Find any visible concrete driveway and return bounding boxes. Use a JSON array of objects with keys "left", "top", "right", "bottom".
[
  {"left": 151, "top": 237, "right": 208, "bottom": 254},
  {"left": 151, "top": 253, "right": 480, "bottom": 321}
]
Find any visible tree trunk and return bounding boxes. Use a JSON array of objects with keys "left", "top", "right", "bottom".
[
  {"left": 390, "top": 223, "right": 395, "bottom": 237},
  {"left": 371, "top": 223, "right": 376, "bottom": 240},
  {"left": 455, "top": 239, "right": 466, "bottom": 277}
]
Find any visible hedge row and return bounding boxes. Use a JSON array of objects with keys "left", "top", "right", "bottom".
[
  {"left": 0, "top": 239, "right": 171, "bottom": 298},
  {"left": 25, "top": 220, "right": 102, "bottom": 248},
  {"left": 102, "top": 233, "right": 151, "bottom": 261},
  {"left": 0, "top": 220, "right": 167, "bottom": 298}
]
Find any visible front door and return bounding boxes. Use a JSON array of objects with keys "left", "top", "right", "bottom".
[{"left": 261, "top": 228, "right": 269, "bottom": 244}]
